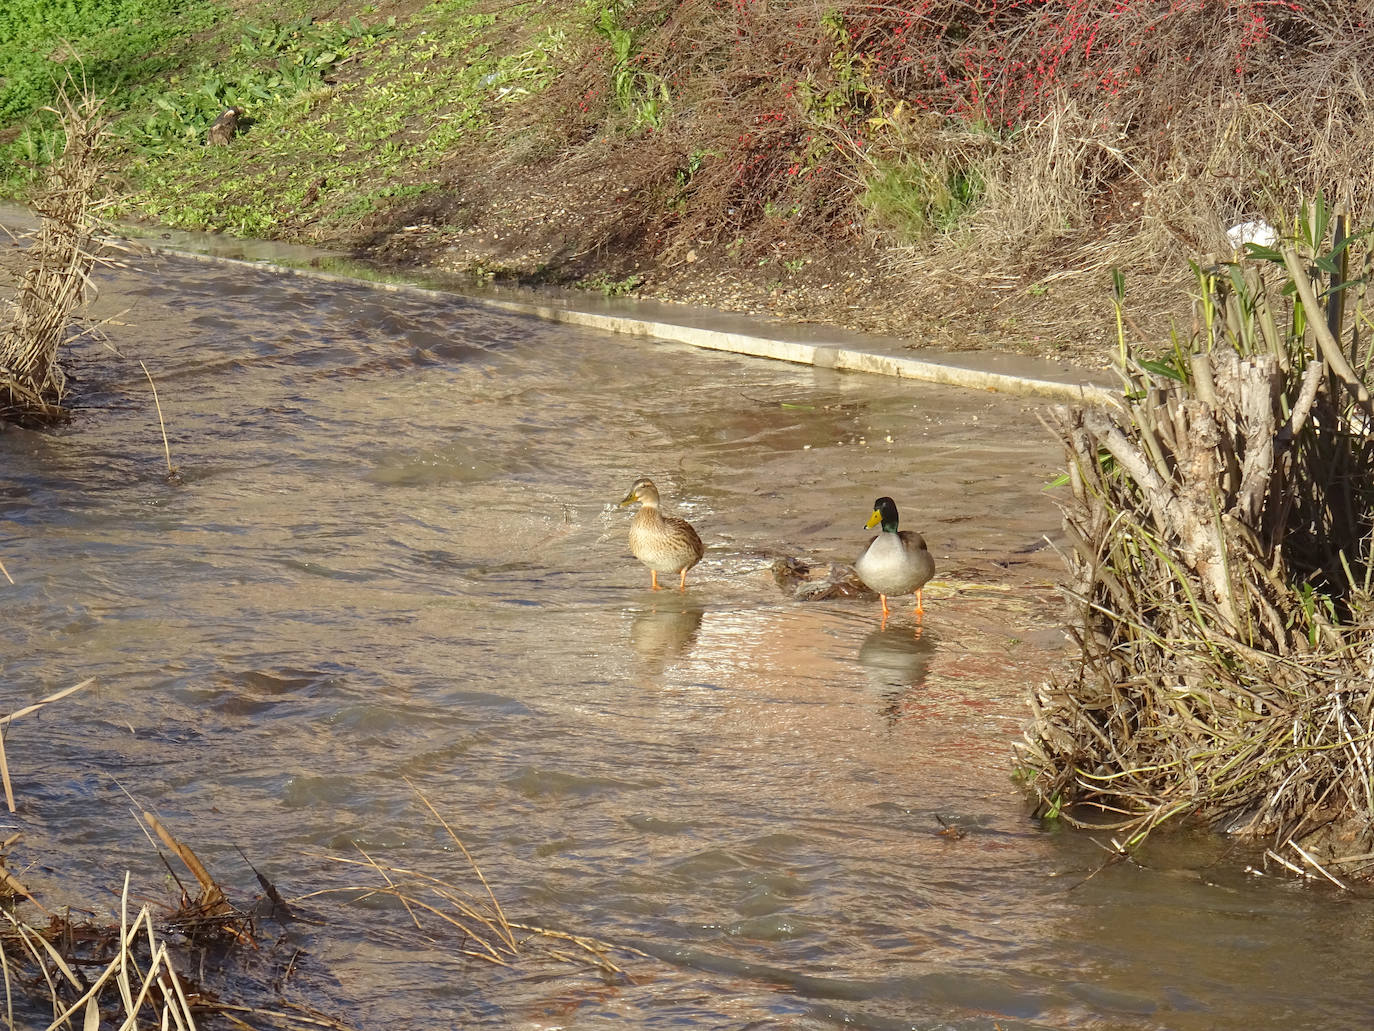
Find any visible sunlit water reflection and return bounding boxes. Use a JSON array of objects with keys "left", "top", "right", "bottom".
[{"left": 3, "top": 241, "right": 1373, "bottom": 1029}]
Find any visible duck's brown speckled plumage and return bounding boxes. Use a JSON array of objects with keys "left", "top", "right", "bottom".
[{"left": 619, "top": 477, "right": 704, "bottom": 591}]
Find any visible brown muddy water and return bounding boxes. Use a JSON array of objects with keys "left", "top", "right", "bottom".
[{"left": 4, "top": 241, "right": 1374, "bottom": 1030}]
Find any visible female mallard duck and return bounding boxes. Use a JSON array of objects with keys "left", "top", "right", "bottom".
[
  {"left": 619, "top": 477, "right": 704, "bottom": 591},
  {"left": 854, "top": 496, "right": 935, "bottom": 618}
]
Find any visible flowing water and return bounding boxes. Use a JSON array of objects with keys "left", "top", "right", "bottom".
[{"left": 4, "top": 240, "right": 1374, "bottom": 1030}]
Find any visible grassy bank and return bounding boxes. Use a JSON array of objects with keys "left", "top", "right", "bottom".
[{"left": 4, "top": 1, "right": 1374, "bottom": 358}]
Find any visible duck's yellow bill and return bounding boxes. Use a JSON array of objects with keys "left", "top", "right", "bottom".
[{"left": 865, "top": 510, "right": 882, "bottom": 529}]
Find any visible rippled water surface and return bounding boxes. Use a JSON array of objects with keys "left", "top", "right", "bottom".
[{"left": 5, "top": 243, "right": 1374, "bottom": 1030}]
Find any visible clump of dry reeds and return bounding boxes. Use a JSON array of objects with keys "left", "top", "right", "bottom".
[
  {"left": 1022, "top": 199, "right": 1374, "bottom": 884},
  {"left": 0, "top": 78, "right": 108, "bottom": 425},
  {"left": 1, "top": 876, "right": 203, "bottom": 1031},
  {"left": 0, "top": 807, "right": 305, "bottom": 1031}
]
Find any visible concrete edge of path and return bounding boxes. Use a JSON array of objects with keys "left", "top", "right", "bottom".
[
  {"left": 96, "top": 225, "right": 1123, "bottom": 408},
  {"left": 475, "top": 295, "right": 1121, "bottom": 406}
]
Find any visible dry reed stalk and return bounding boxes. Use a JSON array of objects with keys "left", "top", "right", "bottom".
[
  {"left": 0, "top": 864, "right": 33, "bottom": 908},
  {"left": 0, "top": 740, "right": 11, "bottom": 820},
  {"left": 127, "top": 807, "right": 252, "bottom": 948},
  {"left": 0, "top": 679, "right": 95, "bottom": 814},
  {"left": 0, "top": 835, "right": 38, "bottom": 917},
  {"left": 402, "top": 775, "right": 516, "bottom": 951},
  {"left": 0, "top": 79, "right": 108, "bottom": 425},
  {"left": 300, "top": 783, "right": 638, "bottom": 979},
  {"left": 139, "top": 361, "right": 178, "bottom": 479}
]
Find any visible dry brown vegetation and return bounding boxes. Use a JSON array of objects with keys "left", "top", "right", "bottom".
[
  {"left": 0, "top": 807, "right": 296, "bottom": 1030},
  {"left": 0, "top": 80, "right": 108, "bottom": 425},
  {"left": 450, "top": 0, "right": 1374, "bottom": 357},
  {"left": 1020, "top": 199, "right": 1374, "bottom": 885}
]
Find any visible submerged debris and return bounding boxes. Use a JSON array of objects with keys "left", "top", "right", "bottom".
[{"left": 771, "top": 556, "right": 870, "bottom": 600}]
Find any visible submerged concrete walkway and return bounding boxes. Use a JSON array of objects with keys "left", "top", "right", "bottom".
[
  {"left": 3, "top": 206, "right": 1118, "bottom": 405},
  {"left": 474, "top": 288, "right": 1118, "bottom": 406}
]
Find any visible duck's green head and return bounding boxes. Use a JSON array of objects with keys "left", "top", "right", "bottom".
[{"left": 865, "top": 496, "right": 901, "bottom": 532}]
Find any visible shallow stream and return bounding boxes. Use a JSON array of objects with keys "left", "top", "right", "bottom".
[{"left": 4, "top": 240, "right": 1373, "bottom": 1029}]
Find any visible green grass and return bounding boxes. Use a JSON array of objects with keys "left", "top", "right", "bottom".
[
  {"left": 113, "top": 1, "right": 570, "bottom": 235},
  {"left": 0, "top": 0, "right": 570, "bottom": 239},
  {"left": 0, "top": 0, "right": 216, "bottom": 123},
  {"left": 0, "top": 0, "right": 222, "bottom": 193},
  {"left": 858, "top": 157, "right": 983, "bottom": 242}
]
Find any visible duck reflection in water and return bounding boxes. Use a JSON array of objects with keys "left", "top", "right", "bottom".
[
  {"left": 628, "top": 596, "right": 706, "bottom": 674},
  {"left": 857, "top": 622, "right": 936, "bottom": 724}
]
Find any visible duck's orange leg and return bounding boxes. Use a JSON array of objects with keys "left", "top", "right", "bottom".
[
  {"left": 913, "top": 588, "right": 925, "bottom": 619},
  {"left": 678, "top": 568, "right": 688, "bottom": 591},
  {"left": 650, "top": 570, "right": 661, "bottom": 590}
]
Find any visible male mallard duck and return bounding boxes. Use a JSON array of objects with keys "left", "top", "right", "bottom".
[
  {"left": 854, "top": 496, "right": 935, "bottom": 618},
  {"left": 619, "top": 477, "right": 704, "bottom": 591}
]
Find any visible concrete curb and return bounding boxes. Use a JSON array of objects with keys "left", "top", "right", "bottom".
[
  {"left": 475, "top": 295, "right": 1120, "bottom": 406},
  {"left": 104, "top": 225, "right": 1121, "bottom": 407}
]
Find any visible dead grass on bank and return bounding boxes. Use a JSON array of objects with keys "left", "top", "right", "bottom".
[
  {"left": 1021, "top": 200, "right": 1374, "bottom": 884},
  {"left": 500, "top": 0, "right": 1374, "bottom": 336},
  {"left": 0, "top": 79, "right": 108, "bottom": 426},
  {"left": 888, "top": 3, "right": 1374, "bottom": 300}
]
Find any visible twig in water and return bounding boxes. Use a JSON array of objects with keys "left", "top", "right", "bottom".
[
  {"left": 1264, "top": 848, "right": 1314, "bottom": 880},
  {"left": 1286, "top": 840, "right": 1350, "bottom": 890},
  {"left": 139, "top": 360, "right": 178, "bottom": 480},
  {"left": 0, "top": 679, "right": 96, "bottom": 812}
]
